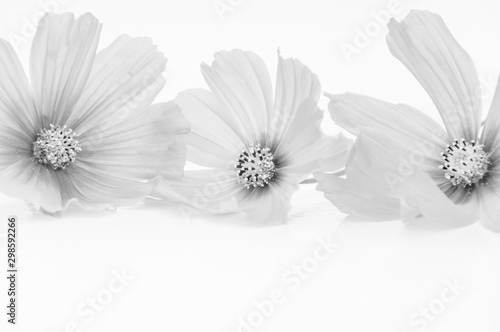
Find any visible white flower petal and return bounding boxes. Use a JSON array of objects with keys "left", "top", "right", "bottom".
[
  {"left": 478, "top": 182, "right": 500, "bottom": 232},
  {"left": 0, "top": 39, "right": 39, "bottom": 138},
  {"left": 479, "top": 204, "right": 500, "bottom": 232},
  {"left": 175, "top": 89, "right": 242, "bottom": 168},
  {"left": 314, "top": 133, "right": 403, "bottom": 220},
  {"left": 67, "top": 35, "right": 167, "bottom": 134},
  {"left": 176, "top": 89, "right": 244, "bottom": 149},
  {"left": 275, "top": 99, "right": 322, "bottom": 163},
  {"left": 387, "top": 10, "right": 482, "bottom": 141},
  {"left": 327, "top": 93, "right": 448, "bottom": 173},
  {"left": 277, "top": 99, "right": 351, "bottom": 176},
  {"left": 281, "top": 134, "right": 351, "bottom": 176},
  {"left": 315, "top": 172, "right": 400, "bottom": 220},
  {"left": 0, "top": 159, "right": 62, "bottom": 213},
  {"left": 200, "top": 49, "right": 273, "bottom": 142},
  {"left": 319, "top": 93, "right": 453, "bottom": 220},
  {"left": 78, "top": 101, "right": 189, "bottom": 183},
  {"left": 481, "top": 75, "right": 500, "bottom": 157},
  {"left": 241, "top": 178, "right": 298, "bottom": 224},
  {"left": 186, "top": 133, "right": 235, "bottom": 169},
  {"left": 30, "top": 13, "right": 101, "bottom": 126},
  {"left": 319, "top": 135, "right": 353, "bottom": 172},
  {"left": 402, "top": 171, "right": 480, "bottom": 226},
  {"left": 327, "top": 93, "right": 447, "bottom": 143},
  {"left": 55, "top": 165, "right": 151, "bottom": 211},
  {"left": 270, "top": 54, "right": 321, "bottom": 146},
  {"left": 153, "top": 169, "right": 243, "bottom": 213},
  {"left": 51, "top": 102, "right": 188, "bottom": 210},
  {"left": 0, "top": 123, "right": 32, "bottom": 168}
]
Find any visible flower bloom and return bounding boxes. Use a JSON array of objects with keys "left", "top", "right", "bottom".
[
  {"left": 0, "top": 13, "right": 189, "bottom": 213},
  {"left": 315, "top": 10, "right": 500, "bottom": 230},
  {"left": 154, "top": 50, "right": 351, "bottom": 223}
]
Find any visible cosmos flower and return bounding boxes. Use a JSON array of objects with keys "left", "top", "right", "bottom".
[
  {"left": 315, "top": 10, "right": 500, "bottom": 231},
  {"left": 0, "top": 13, "right": 189, "bottom": 213},
  {"left": 153, "top": 49, "right": 351, "bottom": 223}
]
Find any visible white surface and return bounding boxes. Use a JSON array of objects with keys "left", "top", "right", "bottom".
[{"left": 1, "top": 0, "right": 499, "bottom": 331}]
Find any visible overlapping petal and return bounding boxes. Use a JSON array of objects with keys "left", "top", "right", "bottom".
[
  {"left": 320, "top": 10, "right": 499, "bottom": 230},
  {"left": 30, "top": 13, "right": 102, "bottom": 127},
  {"left": 270, "top": 54, "right": 321, "bottom": 147},
  {"left": 175, "top": 89, "right": 242, "bottom": 168},
  {"left": 0, "top": 160, "right": 62, "bottom": 213},
  {"left": 316, "top": 130, "right": 403, "bottom": 220},
  {"left": 68, "top": 35, "right": 167, "bottom": 134},
  {"left": 160, "top": 49, "right": 335, "bottom": 222},
  {"left": 0, "top": 12, "right": 188, "bottom": 213},
  {"left": 277, "top": 99, "right": 351, "bottom": 176},
  {"left": 200, "top": 49, "right": 274, "bottom": 143},
  {"left": 241, "top": 176, "right": 299, "bottom": 224},
  {"left": 402, "top": 171, "right": 480, "bottom": 226},
  {"left": 79, "top": 102, "right": 188, "bottom": 179},
  {"left": 315, "top": 171, "right": 401, "bottom": 220},
  {"left": 387, "top": 10, "right": 482, "bottom": 141},
  {"left": 316, "top": 93, "right": 449, "bottom": 220},
  {"left": 153, "top": 169, "right": 242, "bottom": 214},
  {"left": 481, "top": 75, "right": 500, "bottom": 157},
  {"left": 479, "top": 190, "right": 500, "bottom": 232},
  {"left": 0, "top": 39, "right": 38, "bottom": 141}
]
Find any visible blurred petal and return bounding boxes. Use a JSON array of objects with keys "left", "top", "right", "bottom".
[
  {"left": 0, "top": 160, "right": 62, "bottom": 213},
  {"left": 387, "top": 10, "right": 482, "bottom": 141},
  {"left": 475, "top": 167, "right": 500, "bottom": 231},
  {"left": 270, "top": 54, "right": 320, "bottom": 146},
  {"left": 0, "top": 39, "right": 39, "bottom": 138},
  {"left": 402, "top": 171, "right": 479, "bottom": 226},
  {"left": 315, "top": 171, "right": 400, "bottom": 220},
  {"left": 319, "top": 135, "right": 353, "bottom": 172},
  {"left": 186, "top": 133, "right": 235, "bottom": 169},
  {"left": 153, "top": 169, "right": 243, "bottom": 214},
  {"left": 176, "top": 89, "right": 243, "bottom": 148},
  {"left": 276, "top": 99, "right": 322, "bottom": 168},
  {"left": 55, "top": 165, "right": 151, "bottom": 211},
  {"left": 0, "top": 41, "right": 35, "bottom": 166},
  {"left": 327, "top": 92, "right": 447, "bottom": 145},
  {"left": 176, "top": 89, "right": 242, "bottom": 168},
  {"left": 30, "top": 13, "right": 101, "bottom": 126},
  {"left": 201, "top": 49, "right": 273, "bottom": 143},
  {"left": 277, "top": 99, "right": 351, "bottom": 175},
  {"left": 0, "top": 125, "right": 32, "bottom": 167},
  {"left": 315, "top": 132, "right": 403, "bottom": 220},
  {"left": 327, "top": 93, "right": 448, "bottom": 175},
  {"left": 52, "top": 102, "right": 188, "bottom": 210},
  {"left": 157, "top": 51, "right": 324, "bottom": 223},
  {"left": 319, "top": 93, "right": 453, "bottom": 220},
  {"left": 241, "top": 178, "right": 299, "bottom": 224},
  {"left": 68, "top": 35, "right": 167, "bottom": 133},
  {"left": 79, "top": 101, "right": 189, "bottom": 182}
]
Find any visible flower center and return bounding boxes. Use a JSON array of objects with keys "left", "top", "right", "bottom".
[
  {"left": 33, "top": 124, "right": 82, "bottom": 170},
  {"left": 439, "top": 139, "right": 490, "bottom": 187},
  {"left": 235, "top": 144, "right": 276, "bottom": 189}
]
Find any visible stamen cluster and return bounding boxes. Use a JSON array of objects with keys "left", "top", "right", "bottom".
[
  {"left": 33, "top": 124, "right": 82, "bottom": 170},
  {"left": 439, "top": 139, "right": 490, "bottom": 187},
  {"left": 235, "top": 144, "right": 276, "bottom": 189}
]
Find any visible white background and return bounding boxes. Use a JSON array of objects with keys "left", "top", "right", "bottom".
[{"left": 1, "top": 0, "right": 499, "bottom": 331}]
